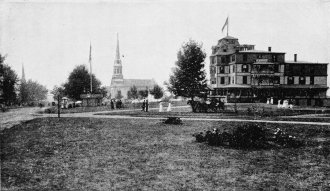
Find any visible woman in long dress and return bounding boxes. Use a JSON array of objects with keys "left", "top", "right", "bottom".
[
  {"left": 166, "top": 102, "right": 172, "bottom": 112},
  {"left": 159, "top": 101, "right": 163, "bottom": 112}
]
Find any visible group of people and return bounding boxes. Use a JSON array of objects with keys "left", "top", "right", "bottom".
[
  {"left": 110, "top": 99, "right": 122, "bottom": 109},
  {"left": 159, "top": 101, "right": 172, "bottom": 112},
  {"left": 141, "top": 99, "right": 149, "bottom": 112}
]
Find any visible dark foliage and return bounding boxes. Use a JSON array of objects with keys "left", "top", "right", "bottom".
[
  {"left": 163, "top": 117, "right": 182, "bottom": 125},
  {"left": 63, "top": 65, "right": 102, "bottom": 100},
  {"left": 193, "top": 124, "right": 304, "bottom": 149},
  {"left": 0, "top": 54, "right": 19, "bottom": 105}
]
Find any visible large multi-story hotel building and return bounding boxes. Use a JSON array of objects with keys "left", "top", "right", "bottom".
[{"left": 209, "top": 36, "right": 328, "bottom": 106}]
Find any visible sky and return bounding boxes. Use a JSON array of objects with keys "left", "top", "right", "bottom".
[{"left": 1, "top": 0, "right": 330, "bottom": 93}]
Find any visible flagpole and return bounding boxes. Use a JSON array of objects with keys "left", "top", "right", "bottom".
[
  {"left": 227, "top": 15, "right": 229, "bottom": 36},
  {"left": 90, "top": 41, "right": 92, "bottom": 94}
]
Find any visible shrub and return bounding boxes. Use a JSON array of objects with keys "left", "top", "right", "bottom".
[
  {"left": 164, "top": 117, "right": 182, "bottom": 125},
  {"left": 44, "top": 107, "right": 57, "bottom": 114}
]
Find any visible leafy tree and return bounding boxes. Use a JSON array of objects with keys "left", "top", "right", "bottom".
[
  {"left": 21, "top": 79, "right": 48, "bottom": 105},
  {"left": 165, "top": 39, "right": 207, "bottom": 112},
  {"left": 127, "top": 85, "right": 138, "bottom": 99},
  {"left": 63, "top": 65, "right": 101, "bottom": 100},
  {"left": 115, "top": 90, "right": 123, "bottom": 100},
  {"left": 99, "top": 86, "right": 108, "bottom": 98},
  {"left": 150, "top": 84, "right": 164, "bottom": 99},
  {"left": 50, "top": 85, "right": 65, "bottom": 101},
  {"left": 138, "top": 88, "right": 149, "bottom": 98},
  {"left": 0, "top": 54, "right": 19, "bottom": 105}
]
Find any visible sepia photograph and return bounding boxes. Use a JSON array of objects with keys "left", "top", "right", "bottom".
[{"left": 1, "top": 0, "right": 330, "bottom": 190}]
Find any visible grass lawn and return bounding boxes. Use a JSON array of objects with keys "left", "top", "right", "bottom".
[{"left": 1, "top": 118, "right": 330, "bottom": 190}]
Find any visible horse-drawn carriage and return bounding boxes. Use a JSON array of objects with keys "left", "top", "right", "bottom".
[{"left": 187, "top": 98, "right": 225, "bottom": 113}]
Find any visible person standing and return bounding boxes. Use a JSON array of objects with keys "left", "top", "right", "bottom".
[
  {"left": 166, "top": 102, "right": 172, "bottom": 112},
  {"left": 145, "top": 99, "right": 149, "bottom": 112},
  {"left": 110, "top": 100, "right": 114, "bottom": 109},
  {"left": 159, "top": 101, "right": 163, "bottom": 112},
  {"left": 142, "top": 100, "right": 145, "bottom": 111}
]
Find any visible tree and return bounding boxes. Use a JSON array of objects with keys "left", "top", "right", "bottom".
[
  {"left": 149, "top": 84, "right": 164, "bottom": 99},
  {"left": 20, "top": 79, "right": 48, "bottom": 106},
  {"left": 99, "top": 86, "right": 108, "bottom": 98},
  {"left": 115, "top": 90, "right": 123, "bottom": 100},
  {"left": 127, "top": 85, "right": 138, "bottom": 99},
  {"left": 165, "top": 39, "right": 207, "bottom": 112},
  {"left": 0, "top": 54, "right": 19, "bottom": 105},
  {"left": 63, "top": 65, "right": 101, "bottom": 100},
  {"left": 138, "top": 88, "right": 149, "bottom": 99},
  {"left": 50, "top": 85, "right": 65, "bottom": 101}
]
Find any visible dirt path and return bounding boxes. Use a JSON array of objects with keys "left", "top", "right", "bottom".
[{"left": 0, "top": 107, "right": 44, "bottom": 131}]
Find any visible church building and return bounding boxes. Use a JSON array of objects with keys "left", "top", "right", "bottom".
[{"left": 109, "top": 34, "right": 156, "bottom": 100}]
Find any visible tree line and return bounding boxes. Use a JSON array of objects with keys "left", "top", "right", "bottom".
[{"left": 0, "top": 54, "right": 48, "bottom": 106}]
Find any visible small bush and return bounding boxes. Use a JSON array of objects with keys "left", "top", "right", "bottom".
[
  {"left": 164, "top": 117, "right": 182, "bottom": 125},
  {"left": 44, "top": 107, "right": 57, "bottom": 114}
]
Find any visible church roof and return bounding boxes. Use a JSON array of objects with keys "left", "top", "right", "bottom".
[
  {"left": 111, "top": 79, "right": 156, "bottom": 88},
  {"left": 124, "top": 79, "right": 156, "bottom": 87}
]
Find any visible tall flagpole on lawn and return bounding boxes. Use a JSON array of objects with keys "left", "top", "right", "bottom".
[
  {"left": 227, "top": 15, "right": 229, "bottom": 36},
  {"left": 89, "top": 41, "right": 92, "bottom": 93}
]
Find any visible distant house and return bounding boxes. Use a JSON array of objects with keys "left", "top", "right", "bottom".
[{"left": 109, "top": 34, "right": 156, "bottom": 100}]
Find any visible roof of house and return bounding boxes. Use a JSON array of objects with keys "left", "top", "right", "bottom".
[
  {"left": 220, "top": 36, "right": 238, "bottom": 40},
  {"left": 285, "top": 60, "right": 328, "bottom": 64},
  {"left": 239, "top": 50, "right": 285, "bottom": 54}
]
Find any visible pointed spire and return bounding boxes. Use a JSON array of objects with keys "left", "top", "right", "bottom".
[
  {"left": 116, "top": 33, "right": 120, "bottom": 60},
  {"left": 21, "top": 63, "right": 26, "bottom": 83}
]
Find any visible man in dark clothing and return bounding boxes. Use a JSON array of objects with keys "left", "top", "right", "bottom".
[
  {"left": 145, "top": 99, "right": 149, "bottom": 112},
  {"left": 142, "top": 100, "right": 145, "bottom": 111},
  {"left": 110, "top": 100, "right": 114, "bottom": 109}
]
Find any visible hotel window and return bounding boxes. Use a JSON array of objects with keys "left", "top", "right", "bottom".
[
  {"left": 220, "top": 77, "right": 225, "bottom": 84},
  {"left": 274, "top": 76, "right": 280, "bottom": 84},
  {"left": 274, "top": 65, "right": 279, "bottom": 73},
  {"left": 232, "top": 77, "right": 234, "bottom": 84},
  {"left": 232, "top": 55, "right": 236, "bottom": 62},
  {"left": 221, "top": 56, "right": 225, "bottom": 63},
  {"left": 310, "top": 65, "right": 315, "bottom": 74},
  {"left": 310, "top": 76, "right": 314, "bottom": 85},
  {"left": 228, "top": 77, "right": 231, "bottom": 84},
  {"left": 243, "top": 76, "right": 247, "bottom": 84},
  {"left": 243, "top": 54, "right": 247, "bottom": 62},
  {"left": 299, "top": 76, "right": 306, "bottom": 85},
  {"left": 272, "top": 55, "right": 277, "bottom": 62},
  {"left": 242, "top": 64, "right": 248, "bottom": 72},
  {"left": 288, "top": 76, "right": 294, "bottom": 84},
  {"left": 218, "top": 66, "right": 224, "bottom": 74}
]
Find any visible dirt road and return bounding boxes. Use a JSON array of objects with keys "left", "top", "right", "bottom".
[{"left": 0, "top": 107, "right": 44, "bottom": 131}]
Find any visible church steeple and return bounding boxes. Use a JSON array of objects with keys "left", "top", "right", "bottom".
[
  {"left": 112, "top": 33, "right": 123, "bottom": 82},
  {"left": 21, "top": 63, "right": 26, "bottom": 83}
]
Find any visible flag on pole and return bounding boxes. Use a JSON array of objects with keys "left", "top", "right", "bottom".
[{"left": 222, "top": 17, "right": 228, "bottom": 33}]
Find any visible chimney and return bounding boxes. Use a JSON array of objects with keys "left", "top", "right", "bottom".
[
  {"left": 294, "top": 54, "right": 297, "bottom": 62},
  {"left": 268, "top": 47, "right": 271, "bottom": 52}
]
